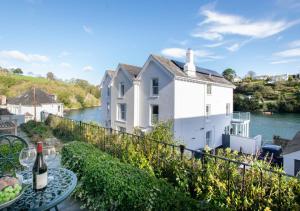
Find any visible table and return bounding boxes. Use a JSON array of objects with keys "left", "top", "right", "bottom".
[{"left": 9, "top": 168, "right": 77, "bottom": 211}]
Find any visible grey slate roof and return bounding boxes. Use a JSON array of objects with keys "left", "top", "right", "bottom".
[
  {"left": 7, "top": 88, "right": 58, "bottom": 106},
  {"left": 152, "top": 55, "right": 233, "bottom": 86},
  {"left": 283, "top": 131, "right": 300, "bottom": 155},
  {"left": 119, "top": 63, "right": 142, "bottom": 78},
  {"left": 0, "top": 108, "right": 12, "bottom": 115},
  {"left": 107, "top": 70, "right": 115, "bottom": 78}
]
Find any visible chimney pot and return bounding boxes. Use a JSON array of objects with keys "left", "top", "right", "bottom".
[{"left": 184, "top": 48, "right": 196, "bottom": 77}]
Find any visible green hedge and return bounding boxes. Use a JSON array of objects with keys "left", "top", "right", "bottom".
[
  {"left": 0, "top": 142, "right": 23, "bottom": 176},
  {"left": 61, "top": 141, "right": 202, "bottom": 211}
]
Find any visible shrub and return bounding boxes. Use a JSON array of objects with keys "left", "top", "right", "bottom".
[
  {"left": 20, "top": 120, "right": 52, "bottom": 142},
  {"left": 61, "top": 142, "right": 201, "bottom": 211}
]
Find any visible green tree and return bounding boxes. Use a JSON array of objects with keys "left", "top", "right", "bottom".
[
  {"left": 47, "top": 72, "right": 55, "bottom": 80},
  {"left": 12, "top": 68, "right": 23, "bottom": 74},
  {"left": 222, "top": 68, "right": 236, "bottom": 82},
  {"left": 247, "top": 71, "right": 256, "bottom": 79}
]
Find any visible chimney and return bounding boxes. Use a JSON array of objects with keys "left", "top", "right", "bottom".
[{"left": 184, "top": 48, "right": 196, "bottom": 77}]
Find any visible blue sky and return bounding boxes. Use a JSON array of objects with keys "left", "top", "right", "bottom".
[{"left": 0, "top": 0, "right": 300, "bottom": 84}]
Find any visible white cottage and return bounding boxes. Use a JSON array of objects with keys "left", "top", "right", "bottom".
[
  {"left": 283, "top": 132, "right": 300, "bottom": 176},
  {"left": 101, "top": 49, "right": 239, "bottom": 150},
  {"left": 7, "top": 88, "right": 64, "bottom": 122}
]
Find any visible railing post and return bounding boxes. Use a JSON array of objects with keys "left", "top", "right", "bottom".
[{"left": 179, "top": 145, "right": 185, "bottom": 160}]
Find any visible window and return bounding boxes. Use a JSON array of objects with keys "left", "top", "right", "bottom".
[
  {"left": 206, "top": 104, "right": 211, "bottom": 117},
  {"left": 226, "top": 103, "right": 230, "bottom": 116},
  {"left": 107, "top": 87, "right": 110, "bottom": 97},
  {"left": 206, "top": 131, "right": 212, "bottom": 147},
  {"left": 151, "top": 105, "right": 159, "bottom": 125},
  {"left": 118, "top": 103, "right": 126, "bottom": 121},
  {"left": 151, "top": 78, "right": 159, "bottom": 96},
  {"left": 107, "top": 103, "right": 110, "bottom": 113},
  {"left": 119, "top": 82, "right": 125, "bottom": 97},
  {"left": 207, "top": 84, "right": 212, "bottom": 95},
  {"left": 58, "top": 105, "right": 60, "bottom": 112},
  {"left": 118, "top": 127, "right": 126, "bottom": 133}
]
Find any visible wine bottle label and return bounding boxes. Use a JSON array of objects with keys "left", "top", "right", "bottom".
[{"left": 36, "top": 171, "right": 48, "bottom": 189}]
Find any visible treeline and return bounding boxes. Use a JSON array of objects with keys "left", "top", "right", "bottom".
[
  {"left": 0, "top": 69, "right": 100, "bottom": 109},
  {"left": 234, "top": 81, "right": 300, "bottom": 113}
]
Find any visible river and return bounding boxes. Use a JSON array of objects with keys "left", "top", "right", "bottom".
[{"left": 65, "top": 107, "right": 300, "bottom": 143}]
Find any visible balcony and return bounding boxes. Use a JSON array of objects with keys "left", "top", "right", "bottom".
[{"left": 231, "top": 112, "right": 250, "bottom": 123}]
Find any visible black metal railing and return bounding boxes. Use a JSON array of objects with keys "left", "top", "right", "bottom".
[{"left": 43, "top": 112, "right": 300, "bottom": 210}]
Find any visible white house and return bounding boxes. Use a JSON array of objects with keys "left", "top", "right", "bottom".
[
  {"left": 100, "top": 70, "right": 115, "bottom": 127},
  {"left": 7, "top": 88, "right": 64, "bottom": 122},
  {"left": 283, "top": 132, "right": 300, "bottom": 176},
  {"left": 101, "top": 49, "right": 251, "bottom": 150}
]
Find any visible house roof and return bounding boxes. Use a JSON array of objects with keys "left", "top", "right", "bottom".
[
  {"left": 107, "top": 70, "right": 115, "bottom": 78},
  {"left": 7, "top": 88, "right": 59, "bottom": 106},
  {"left": 119, "top": 63, "right": 142, "bottom": 78},
  {"left": 283, "top": 131, "right": 300, "bottom": 155},
  {"left": 151, "top": 55, "right": 233, "bottom": 86},
  {"left": 0, "top": 108, "right": 12, "bottom": 115}
]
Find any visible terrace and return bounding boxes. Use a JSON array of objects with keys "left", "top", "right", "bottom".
[{"left": 1, "top": 113, "right": 300, "bottom": 210}]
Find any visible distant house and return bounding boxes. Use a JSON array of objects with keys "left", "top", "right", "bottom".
[
  {"left": 233, "top": 76, "right": 242, "bottom": 83},
  {"left": 7, "top": 88, "right": 63, "bottom": 122},
  {"left": 283, "top": 132, "right": 300, "bottom": 176},
  {"left": 254, "top": 75, "right": 269, "bottom": 80},
  {"left": 271, "top": 74, "right": 289, "bottom": 82}
]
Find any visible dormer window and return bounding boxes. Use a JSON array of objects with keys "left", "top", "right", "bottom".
[
  {"left": 119, "top": 82, "right": 125, "bottom": 97},
  {"left": 151, "top": 78, "right": 159, "bottom": 96},
  {"left": 207, "top": 84, "right": 212, "bottom": 95},
  {"left": 107, "top": 87, "right": 110, "bottom": 97}
]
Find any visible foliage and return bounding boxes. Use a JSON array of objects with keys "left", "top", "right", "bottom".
[
  {"left": 47, "top": 115, "right": 300, "bottom": 210},
  {"left": 222, "top": 68, "right": 236, "bottom": 82},
  {"left": 234, "top": 80, "right": 300, "bottom": 113},
  {"left": 0, "top": 142, "right": 24, "bottom": 176},
  {"left": 46, "top": 72, "right": 55, "bottom": 80},
  {"left": 20, "top": 120, "right": 53, "bottom": 142},
  {"left": 12, "top": 68, "right": 23, "bottom": 75},
  {"left": 0, "top": 71, "right": 100, "bottom": 109},
  {"left": 61, "top": 141, "right": 201, "bottom": 211}
]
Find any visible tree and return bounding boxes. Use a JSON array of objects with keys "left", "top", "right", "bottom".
[
  {"left": 222, "top": 68, "right": 236, "bottom": 82},
  {"left": 247, "top": 71, "right": 256, "bottom": 79},
  {"left": 47, "top": 72, "right": 55, "bottom": 80},
  {"left": 12, "top": 68, "right": 23, "bottom": 74}
]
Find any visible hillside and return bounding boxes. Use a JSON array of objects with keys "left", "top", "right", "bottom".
[
  {"left": 0, "top": 71, "right": 100, "bottom": 109},
  {"left": 234, "top": 79, "right": 300, "bottom": 113}
]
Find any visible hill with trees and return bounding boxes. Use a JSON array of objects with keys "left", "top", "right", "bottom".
[
  {"left": 222, "top": 68, "right": 300, "bottom": 113},
  {"left": 0, "top": 67, "right": 100, "bottom": 109}
]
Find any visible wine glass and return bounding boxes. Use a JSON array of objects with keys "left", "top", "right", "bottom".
[
  {"left": 43, "top": 145, "right": 57, "bottom": 181},
  {"left": 18, "top": 147, "right": 37, "bottom": 184}
]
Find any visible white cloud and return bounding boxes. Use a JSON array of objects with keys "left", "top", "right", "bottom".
[
  {"left": 0, "top": 50, "right": 49, "bottom": 62},
  {"left": 60, "top": 62, "right": 71, "bottom": 69},
  {"left": 226, "top": 43, "right": 240, "bottom": 52},
  {"left": 204, "top": 41, "right": 228, "bottom": 48},
  {"left": 161, "top": 47, "right": 221, "bottom": 60},
  {"left": 270, "top": 59, "right": 297, "bottom": 64},
  {"left": 83, "top": 25, "right": 93, "bottom": 34},
  {"left": 83, "top": 65, "right": 94, "bottom": 71},
  {"left": 288, "top": 40, "right": 300, "bottom": 48},
  {"left": 273, "top": 48, "right": 300, "bottom": 58},
  {"left": 193, "top": 9, "right": 299, "bottom": 41},
  {"left": 59, "top": 51, "right": 71, "bottom": 58}
]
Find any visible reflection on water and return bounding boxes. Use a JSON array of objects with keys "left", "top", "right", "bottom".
[{"left": 65, "top": 107, "right": 300, "bottom": 143}]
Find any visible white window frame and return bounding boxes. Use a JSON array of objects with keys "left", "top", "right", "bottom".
[
  {"left": 226, "top": 103, "right": 230, "bottom": 116},
  {"left": 206, "top": 131, "right": 212, "bottom": 147},
  {"left": 117, "top": 103, "right": 126, "bottom": 121},
  {"left": 151, "top": 78, "right": 159, "bottom": 96},
  {"left": 207, "top": 84, "right": 212, "bottom": 95},
  {"left": 150, "top": 104, "right": 159, "bottom": 126},
  {"left": 206, "top": 104, "right": 211, "bottom": 118},
  {"left": 118, "top": 82, "right": 125, "bottom": 98}
]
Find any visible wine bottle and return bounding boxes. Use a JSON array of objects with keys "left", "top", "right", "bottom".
[{"left": 32, "top": 142, "right": 48, "bottom": 190}]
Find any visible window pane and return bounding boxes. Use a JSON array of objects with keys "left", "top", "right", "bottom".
[
  {"left": 152, "top": 78, "right": 159, "bottom": 86},
  {"left": 153, "top": 87, "right": 159, "bottom": 95},
  {"left": 151, "top": 105, "right": 159, "bottom": 124}
]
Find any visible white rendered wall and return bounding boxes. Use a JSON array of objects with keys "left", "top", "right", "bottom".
[
  {"left": 111, "top": 69, "right": 135, "bottom": 132},
  {"left": 229, "top": 135, "right": 262, "bottom": 154},
  {"left": 173, "top": 79, "right": 233, "bottom": 150},
  {"left": 7, "top": 103, "right": 63, "bottom": 122},
  {"left": 283, "top": 151, "right": 300, "bottom": 176},
  {"left": 138, "top": 60, "right": 174, "bottom": 130},
  {"left": 101, "top": 74, "right": 112, "bottom": 127}
]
